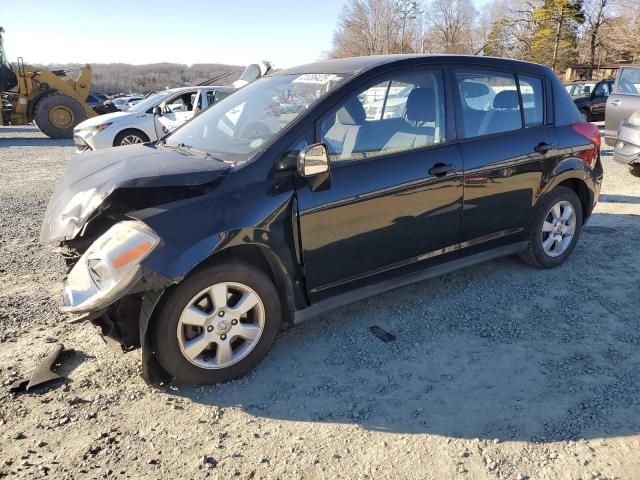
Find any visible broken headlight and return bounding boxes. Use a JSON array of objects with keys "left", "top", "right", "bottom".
[{"left": 61, "top": 221, "right": 160, "bottom": 313}]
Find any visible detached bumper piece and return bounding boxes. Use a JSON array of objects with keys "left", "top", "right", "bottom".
[{"left": 10, "top": 344, "right": 66, "bottom": 393}]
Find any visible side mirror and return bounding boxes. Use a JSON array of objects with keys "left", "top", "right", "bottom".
[
  {"left": 153, "top": 106, "right": 162, "bottom": 116},
  {"left": 297, "top": 143, "right": 329, "bottom": 177}
]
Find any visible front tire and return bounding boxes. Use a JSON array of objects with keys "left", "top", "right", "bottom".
[
  {"left": 34, "top": 93, "right": 87, "bottom": 139},
  {"left": 151, "top": 261, "right": 281, "bottom": 384},
  {"left": 518, "top": 186, "right": 583, "bottom": 268},
  {"left": 113, "top": 129, "right": 149, "bottom": 147}
]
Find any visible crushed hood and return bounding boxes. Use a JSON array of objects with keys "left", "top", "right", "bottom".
[{"left": 40, "top": 144, "right": 230, "bottom": 243}]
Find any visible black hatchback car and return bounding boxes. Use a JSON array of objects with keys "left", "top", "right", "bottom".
[{"left": 42, "top": 55, "right": 603, "bottom": 385}]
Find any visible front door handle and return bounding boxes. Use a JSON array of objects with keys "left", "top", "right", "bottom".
[
  {"left": 534, "top": 142, "right": 555, "bottom": 154},
  {"left": 609, "top": 99, "right": 621, "bottom": 107},
  {"left": 428, "top": 163, "right": 455, "bottom": 177}
]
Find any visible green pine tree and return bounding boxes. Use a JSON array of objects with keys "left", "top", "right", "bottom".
[{"left": 531, "top": 0, "right": 585, "bottom": 72}]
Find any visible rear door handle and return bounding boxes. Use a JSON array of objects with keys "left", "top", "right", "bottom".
[
  {"left": 609, "top": 99, "right": 621, "bottom": 107},
  {"left": 534, "top": 142, "right": 555, "bottom": 154},
  {"left": 428, "top": 163, "right": 455, "bottom": 176}
]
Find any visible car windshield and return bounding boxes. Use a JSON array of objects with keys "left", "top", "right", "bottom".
[
  {"left": 164, "top": 73, "right": 349, "bottom": 163},
  {"left": 129, "top": 92, "right": 172, "bottom": 112}
]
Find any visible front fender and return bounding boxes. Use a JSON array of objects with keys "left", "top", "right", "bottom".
[{"left": 130, "top": 173, "right": 304, "bottom": 306}]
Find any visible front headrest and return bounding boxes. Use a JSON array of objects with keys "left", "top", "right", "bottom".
[
  {"left": 493, "top": 90, "right": 519, "bottom": 109},
  {"left": 337, "top": 97, "right": 366, "bottom": 125},
  {"left": 406, "top": 88, "right": 435, "bottom": 122}
]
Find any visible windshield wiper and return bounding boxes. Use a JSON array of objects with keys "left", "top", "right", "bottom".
[
  {"left": 162, "top": 142, "right": 227, "bottom": 162},
  {"left": 161, "top": 141, "right": 194, "bottom": 155}
]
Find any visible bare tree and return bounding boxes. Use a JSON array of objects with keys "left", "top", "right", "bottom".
[
  {"left": 423, "top": 0, "right": 478, "bottom": 54},
  {"left": 598, "top": 2, "right": 640, "bottom": 63},
  {"left": 329, "top": 0, "right": 402, "bottom": 58},
  {"left": 395, "top": 0, "right": 422, "bottom": 53},
  {"left": 581, "top": 0, "right": 616, "bottom": 75}
]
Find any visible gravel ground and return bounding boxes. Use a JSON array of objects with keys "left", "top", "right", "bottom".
[{"left": 0, "top": 125, "right": 639, "bottom": 480}]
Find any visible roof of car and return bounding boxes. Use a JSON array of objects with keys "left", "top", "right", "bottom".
[{"left": 276, "top": 54, "right": 551, "bottom": 76}]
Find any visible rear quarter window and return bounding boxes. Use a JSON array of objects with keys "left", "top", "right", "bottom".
[{"left": 518, "top": 75, "right": 544, "bottom": 127}]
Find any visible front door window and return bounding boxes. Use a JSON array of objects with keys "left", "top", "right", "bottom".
[{"left": 318, "top": 70, "right": 446, "bottom": 163}]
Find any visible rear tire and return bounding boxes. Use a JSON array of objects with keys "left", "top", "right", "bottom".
[
  {"left": 518, "top": 186, "right": 583, "bottom": 269},
  {"left": 151, "top": 261, "right": 281, "bottom": 385},
  {"left": 113, "top": 129, "right": 149, "bottom": 147},
  {"left": 34, "top": 93, "right": 87, "bottom": 139}
]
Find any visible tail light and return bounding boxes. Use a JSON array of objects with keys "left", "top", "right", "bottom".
[{"left": 571, "top": 122, "right": 601, "bottom": 168}]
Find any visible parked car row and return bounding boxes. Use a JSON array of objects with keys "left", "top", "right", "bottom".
[
  {"left": 564, "top": 66, "right": 640, "bottom": 174},
  {"left": 71, "top": 61, "right": 274, "bottom": 150},
  {"left": 42, "top": 54, "right": 603, "bottom": 385},
  {"left": 74, "top": 85, "right": 234, "bottom": 150}
]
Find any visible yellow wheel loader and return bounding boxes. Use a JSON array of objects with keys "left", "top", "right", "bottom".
[{"left": 0, "top": 27, "right": 97, "bottom": 138}]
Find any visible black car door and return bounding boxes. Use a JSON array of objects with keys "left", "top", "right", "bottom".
[
  {"left": 453, "top": 68, "right": 557, "bottom": 253},
  {"left": 590, "top": 81, "right": 611, "bottom": 120},
  {"left": 296, "top": 68, "right": 464, "bottom": 300}
]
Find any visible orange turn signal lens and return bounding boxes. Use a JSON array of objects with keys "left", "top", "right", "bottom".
[{"left": 112, "top": 241, "right": 154, "bottom": 269}]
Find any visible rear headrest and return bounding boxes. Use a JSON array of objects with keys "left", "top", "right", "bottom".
[
  {"left": 493, "top": 90, "right": 519, "bottom": 109},
  {"left": 337, "top": 97, "right": 366, "bottom": 125},
  {"left": 406, "top": 88, "right": 435, "bottom": 122}
]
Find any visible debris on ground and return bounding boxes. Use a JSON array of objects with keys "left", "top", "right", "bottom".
[
  {"left": 369, "top": 325, "right": 396, "bottom": 342},
  {"left": 9, "top": 344, "right": 65, "bottom": 393}
]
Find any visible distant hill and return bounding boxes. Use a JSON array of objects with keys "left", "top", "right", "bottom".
[{"left": 31, "top": 62, "right": 245, "bottom": 94}]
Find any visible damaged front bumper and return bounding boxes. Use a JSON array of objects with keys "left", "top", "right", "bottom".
[
  {"left": 58, "top": 220, "right": 175, "bottom": 383},
  {"left": 67, "top": 273, "right": 172, "bottom": 384}
]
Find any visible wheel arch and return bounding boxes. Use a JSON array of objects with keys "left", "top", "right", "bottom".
[
  {"left": 113, "top": 127, "right": 151, "bottom": 147},
  {"left": 188, "top": 243, "right": 297, "bottom": 325},
  {"left": 138, "top": 241, "right": 298, "bottom": 385},
  {"left": 538, "top": 161, "right": 595, "bottom": 225}
]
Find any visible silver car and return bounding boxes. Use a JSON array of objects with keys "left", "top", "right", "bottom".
[
  {"left": 605, "top": 65, "right": 640, "bottom": 146},
  {"left": 613, "top": 112, "right": 640, "bottom": 172}
]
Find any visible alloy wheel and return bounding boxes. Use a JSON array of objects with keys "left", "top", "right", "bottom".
[
  {"left": 541, "top": 200, "right": 576, "bottom": 257},
  {"left": 120, "top": 134, "right": 143, "bottom": 145},
  {"left": 176, "top": 282, "right": 265, "bottom": 369}
]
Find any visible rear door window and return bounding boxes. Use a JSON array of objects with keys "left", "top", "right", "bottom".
[
  {"left": 456, "top": 70, "right": 522, "bottom": 138},
  {"left": 456, "top": 69, "right": 545, "bottom": 138}
]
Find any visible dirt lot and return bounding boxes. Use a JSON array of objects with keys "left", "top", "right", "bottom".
[{"left": 0, "top": 125, "right": 639, "bottom": 480}]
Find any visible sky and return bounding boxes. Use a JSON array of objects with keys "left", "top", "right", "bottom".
[{"left": 1, "top": 0, "right": 492, "bottom": 68}]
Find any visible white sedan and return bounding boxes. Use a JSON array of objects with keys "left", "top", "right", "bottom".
[{"left": 73, "top": 86, "right": 234, "bottom": 151}]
